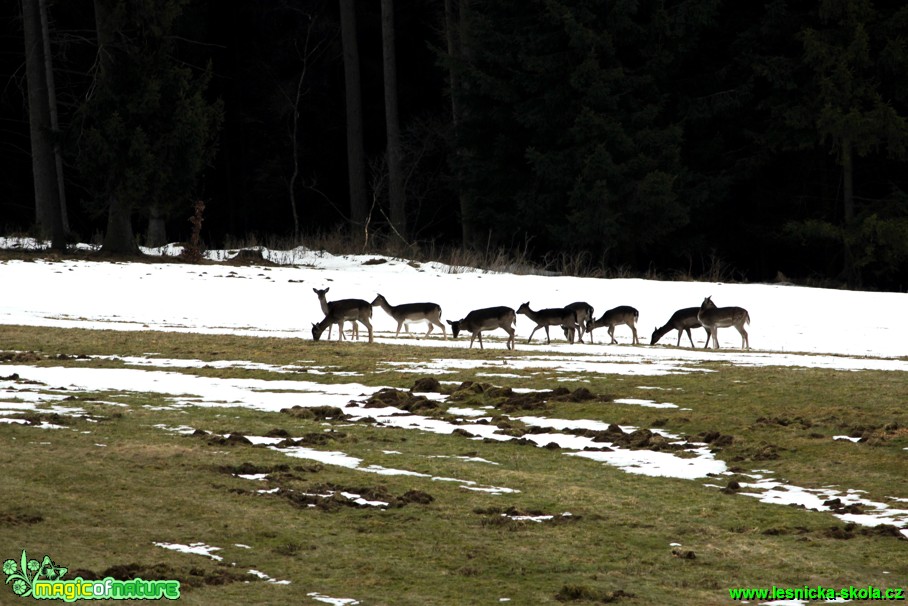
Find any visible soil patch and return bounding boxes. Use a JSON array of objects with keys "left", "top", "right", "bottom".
[
  {"left": 278, "top": 482, "right": 434, "bottom": 511},
  {"left": 76, "top": 562, "right": 251, "bottom": 590},
  {"left": 0, "top": 511, "right": 44, "bottom": 526},
  {"left": 449, "top": 382, "right": 612, "bottom": 413},
  {"left": 280, "top": 405, "right": 350, "bottom": 421}
]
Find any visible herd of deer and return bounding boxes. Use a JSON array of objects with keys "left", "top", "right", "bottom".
[{"left": 311, "top": 288, "right": 751, "bottom": 350}]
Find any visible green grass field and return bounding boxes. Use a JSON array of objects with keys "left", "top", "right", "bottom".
[{"left": 1, "top": 324, "right": 906, "bottom": 605}]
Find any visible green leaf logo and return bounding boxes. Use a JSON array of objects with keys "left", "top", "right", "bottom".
[{"left": 3, "top": 550, "right": 65, "bottom": 599}]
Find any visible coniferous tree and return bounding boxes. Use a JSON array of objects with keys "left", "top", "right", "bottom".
[
  {"left": 459, "top": 0, "right": 695, "bottom": 264},
  {"left": 78, "top": 0, "right": 222, "bottom": 254},
  {"left": 751, "top": 1, "right": 908, "bottom": 286},
  {"left": 799, "top": 0, "right": 908, "bottom": 285}
]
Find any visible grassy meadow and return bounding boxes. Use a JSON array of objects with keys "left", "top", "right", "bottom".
[{"left": 1, "top": 324, "right": 907, "bottom": 605}]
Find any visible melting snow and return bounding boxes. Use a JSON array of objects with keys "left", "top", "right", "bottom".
[
  {"left": 3, "top": 243, "right": 908, "bottom": 547},
  {"left": 153, "top": 541, "right": 223, "bottom": 561},
  {"left": 307, "top": 592, "right": 360, "bottom": 605}
]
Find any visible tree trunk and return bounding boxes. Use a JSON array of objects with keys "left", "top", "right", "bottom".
[
  {"left": 93, "top": 0, "right": 139, "bottom": 256},
  {"left": 381, "top": 0, "right": 407, "bottom": 242},
  {"left": 38, "top": 0, "right": 68, "bottom": 233},
  {"left": 840, "top": 137, "right": 858, "bottom": 287},
  {"left": 146, "top": 203, "right": 167, "bottom": 248},
  {"left": 22, "top": 0, "right": 65, "bottom": 250},
  {"left": 288, "top": 68, "right": 304, "bottom": 240},
  {"left": 339, "top": 0, "right": 368, "bottom": 232},
  {"left": 445, "top": 0, "right": 479, "bottom": 249},
  {"left": 103, "top": 194, "right": 140, "bottom": 254}
]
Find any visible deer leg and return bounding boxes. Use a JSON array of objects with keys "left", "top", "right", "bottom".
[
  {"left": 630, "top": 323, "right": 639, "bottom": 345},
  {"left": 424, "top": 323, "right": 433, "bottom": 338},
  {"left": 527, "top": 326, "right": 540, "bottom": 344},
  {"left": 434, "top": 320, "right": 447, "bottom": 340},
  {"left": 736, "top": 325, "right": 749, "bottom": 349},
  {"left": 477, "top": 330, "right": 485, "bottom": 349},
  {"left": 544, "top": 325, "right": 551, "bottom": 345},
  {"left": 505, "top": 326, "right": 515, "bottom": 350},
  {"left": 360, "top": 317, "right": 373, "bottom": 344},
  {"left": 684, "top": 328, "right": 694, "bottom": 348},
  {"left": 608, "top": 326, "right": 617, "bottom": 345}
]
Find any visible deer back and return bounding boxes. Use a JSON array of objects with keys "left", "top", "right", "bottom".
[
  {"left": 374, "top": 294, "right": 442, "bottom": 321},
  {"left": 698, "top": 297, "right": 748, "bottom": 328},
  {"left": 593, "top": 305, "right": 639, "bottom": 329},
  {"left": 518, "top": 302, "right": 575, "bottom": 327},
  {"left": 463, "top": 306, "right": 516, "bottom": 332},
  {"left": 328, "top": 298, "right": 373, "bottom": 322}
]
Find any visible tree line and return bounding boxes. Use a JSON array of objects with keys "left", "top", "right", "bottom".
[{"left": 2, "top": 0, "right": 907, "bottom": 289}]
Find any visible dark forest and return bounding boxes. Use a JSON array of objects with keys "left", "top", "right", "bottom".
[{"left": 2, "top": 0, "right": 907, "bottom": 289}]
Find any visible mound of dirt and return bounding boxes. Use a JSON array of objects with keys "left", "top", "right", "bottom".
[
  {"left": 279, "top": 482, "right": 434, "bottom": 511},
  {"left": 0, "top": 352, "right": 42, "bottom": 363},
  {"left": 280, "top": 405, "right": 349, "bottom": 420},
  {"left": 218, "top": 462, "right": 291, "bottom": 475},
  {"left": 698, "top": 431, "right": 735, "bottom": 447},
  {"left": 98, "top": 562, "right": 250, "bottom": 589},
  {"left": 361, "top": 388, "right": 440, "bottom": 413},
  {"left": 556, "top": 585, "right": 633, "bottom": 602},
  {"left": 411, "top": 377, "right": 444, "bottom": 393},
  {"left": 0, "top": 512, "right": 44, "bottom": 526},
  {"left": 449, "top": 382, "right": 611, "bottom": 412}
]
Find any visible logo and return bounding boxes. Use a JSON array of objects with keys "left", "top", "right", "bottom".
[{"left": 4, "top": 550, "right": 180, "bottom": 601}]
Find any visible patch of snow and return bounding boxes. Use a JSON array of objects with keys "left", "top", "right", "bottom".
[
  {"left": 247, "top": 569, "right": 291, "bottom": 584},
  {"left": 153, "top": 541, "right": 223, "bottom": 561},
  {"left": 833, "top": 435, "right": 862, "bottom": 443},
  {"left": 307, "top": 592, "right": 360, "bottom": 605},
  {"left": 613, "top": 398, "right": 678, "bottom": 409}
]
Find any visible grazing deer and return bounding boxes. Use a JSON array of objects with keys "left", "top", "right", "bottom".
[
  {"left": 564, "top": 301, "right": 594, "bottom": 343},
  {"left": 311, "top": 297, "right": 374, "bottom": 343},
  {"left": 372, "top": 294, "right": 446, "bottom": 339},
  {"left": 313, "top": 288, "right": 350, "bottom": 340},
  {"left": 697, "top": 296, "right": 750, "bottom": 349},
  {"left": 650, "top": 303, "right": 715, "bottom": 348},
  {"left": 588, "top": 306, "right": 640, "bottom": 345},
  {"left": 516, "top": 302, "right": 579, "bottom": 344},
  {"left": 446, "top": 306, "right": 516, "bottom": 350}
]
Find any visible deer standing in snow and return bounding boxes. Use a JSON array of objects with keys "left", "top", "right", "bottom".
[
  {"left": 311, "top": 295, "right": 373, "bottom": 343},
  {"left": 587, "top": 306, "right": 640, "bottom": 345},
  {"left": 563, "top": 301, "right": 594, "bottom": 343},
  {"left": 697, "top": 296, "right": 750, "bottom": 349},
  {"left": 313, "top": 288, "right": 350, "bottom": 340},
  {"left": 516, "top": 302, "right": 579, "bottom": 344},
  {"left": 650, "top": 303, "right": 715, "bottom": 348},
  {"left": 447, "top": 306, "right": 516, "bottom": 350},
  {"left": 372, "top": 294, "right": 446, "bottom": 339}
]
